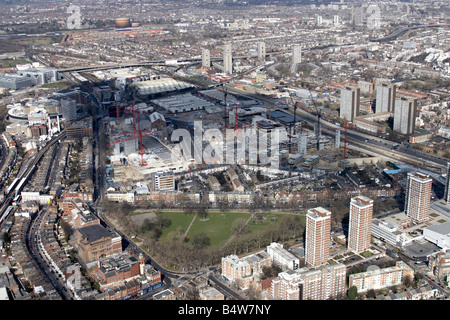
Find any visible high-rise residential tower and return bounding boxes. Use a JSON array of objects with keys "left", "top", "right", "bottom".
[
  {"left": 223, "top": 43, "right": 233, "bottom": 75},
  {"left": 340, "top": 85, "right": 360, "bottom": 122},
  {"left": 375, "top": 81, "right": 396, "bottom": 113},
  {"left": 305, "top": 207, "right": 331, "bottom": 267},
  {"left": 292, "top": 44, "right": 302, "bottom": 64},
  {"left": 445, "top": 162, "right": 450, "bottom": 204},
  {"left": 202, "top": 48, "right": 210, "bottom": 68},
  {"left": 348, "top": 196, "right": 373, "bottom": 253},
  {"left": 257, "top": 42, "right": 266, "bottom": 60},
  {"left": 405, "top": 172, "right": 433, "bottom": 223},
  {"left": 393, "top": 96, "right": 417, "bottom": 135}
]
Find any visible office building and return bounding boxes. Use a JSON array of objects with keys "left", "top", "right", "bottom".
[
  {"left": 393, "top": 96, "right": 417, "bottom": 135},
  {"left": 202, "top": 48, "right": 210, "bottom": 68},
  {"left": 375, "top": 82, "right": 396, "bottom": 113},
  {"left": 223, "top": 43, "right": 233, "bottom": 75},
  {"left": 257, "top": 42, "right": 266, "bottom": 60},
  {"left": 60, "top": 98, "right": 78, "bottom": 122},
  {"left": 271, "top": 264, "right": 346, "bottom": 300},
  {"left": 17, "top": 67, "right": 58, "bottom": 86},
  {"left": 348, "top": 261, "right": 414, "bottom": 293},
  {"left": 445, "top": 162, "right": 450, "bottom": 203},
  {"left": 348, "top": 196, "right": 373, "bottom": 253},
  {"left": 340, "top": 85, "right": 360, "bottom": 122},
  {"left": 405, "top": 172, "right": 433, "bottom": 223},
  {"left": 0, "top": 74, "right": 32, "bottom": 90},
  {"left": 292, "top": 44, "right": 302, "bottom": 64},
  {"left": 305, "top": 207, "right": 331, "bottom": 267}
]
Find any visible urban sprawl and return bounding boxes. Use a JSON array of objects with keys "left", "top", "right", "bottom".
[{"left": 0, "top": 0, "right": 449, "bottom": 302}]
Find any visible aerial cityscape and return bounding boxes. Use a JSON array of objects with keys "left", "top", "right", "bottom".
[{"left": 0, "top": 0, "right": 450, "bottom": 306}]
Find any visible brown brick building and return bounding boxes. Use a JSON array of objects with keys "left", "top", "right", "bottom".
[{"left": 75, "top": 224, "right": 122, "bottom": 265}]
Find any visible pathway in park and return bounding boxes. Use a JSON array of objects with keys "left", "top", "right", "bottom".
[{"left": 183, "top": 212, "right": 198, "bottom": 238}]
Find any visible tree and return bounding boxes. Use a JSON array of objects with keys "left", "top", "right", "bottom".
[
  {"left": 247, "top": 284, "right": 261, "bottom": 300},
  {"left": 191, "top": 232, "right": 211, "bottom": 249},
  {"left": 347, "top": 286, "right": 358, "bottom": 300},
  {"left": 232, "top": 218, "right": 249, "bottom": 236},
  {"left": 366, "top": 289, "right": 377, "bottom": 299},
  {"left": 152, "top": 226, "right": 162, "bottom": 240},
  {"left": 185, "top": 286, "right": 200, "bottom": 300}
]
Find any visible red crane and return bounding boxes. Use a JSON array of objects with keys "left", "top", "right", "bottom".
[
  {"left": 108, "top": 101, "right": 148, "bottom": 166},
  {"left": 321, "top": 122, "right": 354, "bottom": 159}
]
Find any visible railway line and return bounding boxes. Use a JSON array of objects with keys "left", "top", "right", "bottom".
[{"left": 0, "top": 130, "right": 67, "bottom": 228}]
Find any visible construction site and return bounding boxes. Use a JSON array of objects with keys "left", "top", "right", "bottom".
[{"left": 102, "top": 80, "right": 370, "bottom": 194}]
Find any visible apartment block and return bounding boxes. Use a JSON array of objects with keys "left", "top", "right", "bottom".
[
  {"left": 266, "top": 242, "right": 300, "bottom": 271},
  {"left": 393, "top": 96, "right": 417, "bottom": 135},
  {"left": 375, "top": 82, "right": 396, "bottom": 113},
  {"left": 221, "top": 254, "right": 253, "bottom": 290},
  {"left": 405, "top": 172, "right": 433, "bottom": 223},
  {"left": 340, "top": 85, "right": 360, "bottom": 122},
  {"left": 348, "top": 196, "right": 374, "bottom": 253},
  {"left": 305, "top": 207, "right": 331, "bottom": 267},
  {"left": 348, "top": 261, "right": 414, "bottom": 293},
  {"left": 271, "top": 264, "right": 346, "bottom": 300}
]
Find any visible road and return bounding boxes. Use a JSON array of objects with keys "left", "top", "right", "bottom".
[{"left": 26, "top": 210, "right": 73, "bottom": 300}]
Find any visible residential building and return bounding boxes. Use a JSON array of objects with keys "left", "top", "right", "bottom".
[
  {"left": 202, "top": 48, "right": 211, "bottom": 68},
  {"left": 257, "top": 42, "right": 266, "bottom": 60},
  {"left": 405, "top": 172, "right": 432, "bottom": 223},
  {"left": 375, "top": 82, "right": 396, "bottom": 113},
  {"left": 271, "top": 264, "right": 346, "bottom": 300},
  {"left": 151, "top": 172, "right": 175, "bottom": 191},
  {"left": 348, "top": 261, "right": 414, "bottom": 293},
  {"left": 428, "top": 250, "right": 450, "bottom": 278},
  {"left": 340, "top": 85, "right": 360, "bottom": 122},
  {"left": 445, "top": 162, "right": 450, "bottom": 204},
  {"left": 221, "top": 254, "right": 253, "bottom": 290},
  {"left": 292, "top": 44, "right": 302, "bottom": 64},
  {"left": 393, "top": 96, "right": 417, "bottom": 135},
  {"left": 266, "top": 242, "right": 300, "bottom": 271},
  {"left": 223, "top": 43, "right": 233, "bottom": 75},
  {"left": 305, "top": 207, "right": 331, "bottom": 267},
  {"left": 348, "top": 196, "right": 373, "bottom": 253},
  {"left": 74, "top": 224, "right": 122, "bottom": 265}
]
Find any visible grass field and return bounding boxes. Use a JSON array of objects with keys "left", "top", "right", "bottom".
[
  {"left": 131, "top": 210, "right": 305, "bottom": 248},
  {"left": 41, "top": 81, "right": 71, "bottom": 89},
  {"left": 0, "top": 58, "right": 31, "bottom": 68},
  {"left": 186, "top": 212, "right": 252, "bottom": 247}
]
